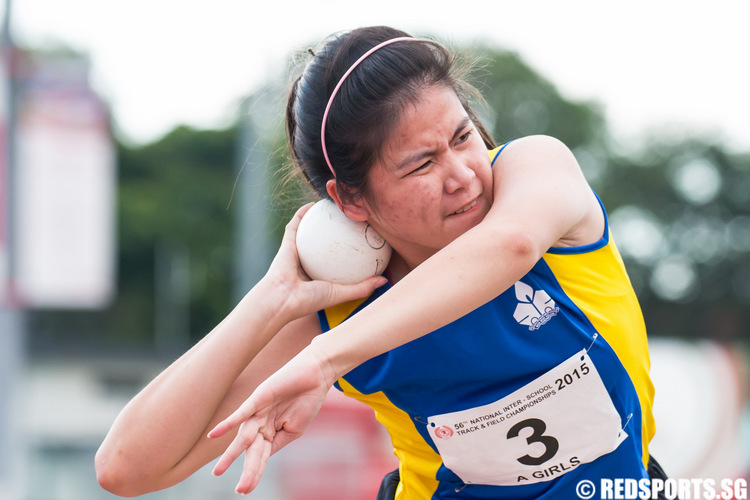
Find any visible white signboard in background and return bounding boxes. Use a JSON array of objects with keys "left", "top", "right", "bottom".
[{"left": 14, "top": 54, "right": 115, "bottom": 309}]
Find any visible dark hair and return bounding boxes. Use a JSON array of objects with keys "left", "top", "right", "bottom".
[{"left": 286, "top": 26, "right": 495, "bottom": 203}]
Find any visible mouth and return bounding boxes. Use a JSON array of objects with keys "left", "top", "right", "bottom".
[{"left": 451, "top": 198, "right": 479, "bottom": 215}]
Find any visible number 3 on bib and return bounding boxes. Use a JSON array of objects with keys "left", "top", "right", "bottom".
[
  {"left": 427, "top": 350, "right": 627, "bottom": 486},
  {"left": 507, "top": 418, "right": 559, "bottom": 466}
]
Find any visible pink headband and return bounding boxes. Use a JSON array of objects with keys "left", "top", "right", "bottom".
[{"left": 320, "top": 36, "right": 427, "bottom": 177}]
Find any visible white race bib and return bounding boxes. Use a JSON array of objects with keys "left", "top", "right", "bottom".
[{"left": 427, "top": 350, "right": 626, "bottom": 486}]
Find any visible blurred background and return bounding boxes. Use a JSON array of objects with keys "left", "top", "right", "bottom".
[{"left": 1, "top": 0, "right": 748, "bottom": 499}]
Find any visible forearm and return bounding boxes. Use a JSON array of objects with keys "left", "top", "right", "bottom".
[
  {"left": 312, "top": 222, "right": 541, "bottom": 380},
  {"left": 96, "top": 278, "right": 298, "bottom": 491}
]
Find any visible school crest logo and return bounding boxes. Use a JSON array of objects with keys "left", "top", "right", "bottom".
[{"left": 512, "top": 281, "right": 559, "bottom": 331}]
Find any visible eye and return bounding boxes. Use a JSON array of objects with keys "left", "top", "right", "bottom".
[
  {"left": 409, "top": 161, "right": 432, "bottom": 175},
  {"left": 456, "top": 130, "right": 472, "bottom": 145}
]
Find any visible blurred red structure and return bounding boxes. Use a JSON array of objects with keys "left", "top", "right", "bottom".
[{"left": 278, "top": 388, "right": 398, "bottom": 500}]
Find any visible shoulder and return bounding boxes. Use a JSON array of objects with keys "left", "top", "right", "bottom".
[
  {"left": 492, "top": 135, "right": 576, "bottom": 167},
  {"left": 487, "top": 135, "right": 603, "bottom": 248},
  {"left": 489, "top": 135, "right": 588, "bottom": 203}
]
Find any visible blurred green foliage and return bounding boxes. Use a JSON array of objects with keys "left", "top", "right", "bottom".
[
  {"left": 115, "top": 126, "right": 238, "bottom": 344},
  {"left": 602, "top": 138, "right": 750, "bottom": 341},
  {"left": 468, "top": 46, "right": 607, "bottom": 149},
  {"left": 28, "top": 44, "right": 749, "bottom": 356}
]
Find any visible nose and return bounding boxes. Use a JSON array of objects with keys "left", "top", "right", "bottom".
[{"left": 443, "top": 156, "right": 475, "bottom": 194}]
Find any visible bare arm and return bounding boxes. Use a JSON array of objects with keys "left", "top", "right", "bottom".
[
  {"left": 95, "top": 296, "right": 319, "bottom": 496},
  {"left": 95, "top": 205, "right": 386, "bottom": 497}
]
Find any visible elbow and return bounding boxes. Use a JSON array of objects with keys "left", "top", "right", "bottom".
[
  {"left": 95, "top": 448, "right": 132, "bottom": 497},
  {"left": 95, "top": 446, "right": 154, "bottom": 498},
  {"left": 480, "top": 226, "right": 543, "bottom": 276},
  {"left": 95, "top": 455, "right": 123, "bottom": 497},
  {"left": 495, "top": 229, "right": 549, "bottom": 276},
  {"left": 505, "top": 230, "right": 543, "bottom": 265}
]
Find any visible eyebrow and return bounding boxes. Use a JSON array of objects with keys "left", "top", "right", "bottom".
[{"left": 395, "top": 116, "right": 472, "bottom": 171}]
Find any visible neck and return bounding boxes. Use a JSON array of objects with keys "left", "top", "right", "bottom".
[{"left": 386, "top": 250, "right": 432, "bottom": 284}]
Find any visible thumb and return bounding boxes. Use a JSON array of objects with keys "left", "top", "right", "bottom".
[{"left": 330, "top": 275, "right": 388, "bottom": 303}]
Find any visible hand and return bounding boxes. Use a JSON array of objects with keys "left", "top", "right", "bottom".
[
  {"left": 207, "top": 345, "right": 336, "bottom": 494},
  {"left": 264, "top": 203, "right": 387, "bottom": 318}
]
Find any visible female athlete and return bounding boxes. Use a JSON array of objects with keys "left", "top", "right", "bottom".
[{"left": 96, "top": 25, "right": 666, "bottom": 499}]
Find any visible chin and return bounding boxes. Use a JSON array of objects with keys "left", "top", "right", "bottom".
[{"left": 453, "top": 205, "right": 488, "bottom": 232}]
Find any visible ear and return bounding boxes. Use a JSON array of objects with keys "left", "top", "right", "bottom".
[{"left": 326, "top": 179, "right": 370, "bottom": 222}]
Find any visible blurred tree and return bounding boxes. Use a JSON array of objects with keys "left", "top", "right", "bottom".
[
  {"left": 601, "top": 139, "right": 750, "bottom": 339},
  {"left": 466, "top": 46, "right": 607, "bottom": 150},
  {"left": 115, "top": 125, "right": 238, "bottom": 348}
]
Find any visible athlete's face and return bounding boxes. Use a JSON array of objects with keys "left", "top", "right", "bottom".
[{"left": 350, "top": 85, "right": 494, "bottom": 269}]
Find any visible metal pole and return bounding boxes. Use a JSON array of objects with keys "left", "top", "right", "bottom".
[{"left": 0, "top": 1, "right": 26, "bottom": 499}]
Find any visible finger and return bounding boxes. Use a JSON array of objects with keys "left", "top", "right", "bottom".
[
  {"left": 206, "top": 420, "right": 232, "bottom": 440},
  {"left": 294, "top": 202, "right": 315, "bottom": 220},
  {"left": 283, "top": 203, "right": 315, "bottom": 236},
  {"left": 207, "top": 398, "right": 260, "bottom": 439},
  {"left": 235, "top": 433, "right": 272, "bottom": 495},
  {"left": 211, "top": 419, "right": 260, "bottom": 477},
  {"left": 273, "top": 203, "right": 315, "bottom": 266}
]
